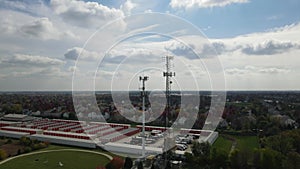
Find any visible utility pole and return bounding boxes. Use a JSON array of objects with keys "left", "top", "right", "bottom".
[
  {"left": 163, "top": 56, "right": 175, "bottom": 165},
  {"left": 139, "top": 76, "right": 148, "bottom": 158}
]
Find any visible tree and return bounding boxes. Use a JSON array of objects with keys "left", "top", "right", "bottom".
[
  {"left": 229, "top": 149, "right": 240, "bottom": 169},
  {"left": 2, "top": 103, "right": 22, "bottom": 114},
  {"left": 24, "top": 146, "right": 32, "bottom": 153},
  {"left": 189, "top": 142, "right": 211, "bottom": 168},
  {"left": 105, "top": 162, "right": 113, "bottom": 169},
  {"left": 106, "top": 157, "right": 124, "bottom": 169},
  {"left": 5, "top": 139, "right": 12, "bottom": 144},
  {"left": 283, "top": 152, "right": 300, "bottom": 169},
  {"left": 229, "top": 149, "right": 249, "bottom": 169},
  {"left": 283, "top": 129, "right": 300, "bottom": 153},
  {"left": 0, "top": 149, "right": 8, "bottom": 160},
  {"left": 211, "top": 148, "right": 228, "bottom": 169},
  {"left": 123, "top": 157, "right": 133, "bottom": 169},
  {"left": 192, "top": 141, "right": 210, "bottom": 157},
  {"left": 266, "top": 134, "right": 293, "bottom": 155},
  {"left": 253, "top": 149, "right": 262, "bottom": 169},
  {"left": 17, "top": 149, "right": 22, "bottom": 155},
  {"left": 68, "top": 112, "right": 77, "bottom": 120},
  {"left": 95, "top": 165, "right": 106, "bottom": 169},
  {"left": 20, "top": 136, "right": 32, "bottom": 146},
  {"left": 252, "top": 148, "right": 283, "bottom": 169},
  {"left": 137, "top": 160, "right": 143, "bottom": 169},
  {"left": 184, "top": 152, "right": 194, "bottom": 164},
  {"left": 265, "top": 126, "right": 280, "bottom": 136},
  {"left": 11, "top": 104, "right": 23, "bottom": 114},
  {"left": 260, "top": 148, "right": 282, "bottom": 169}
]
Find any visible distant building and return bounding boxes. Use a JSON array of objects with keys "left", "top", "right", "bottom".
[
  {"left": 271, "top": 114, "right": 296, "bottom": 127},
  {"left": 0, "top": 117, "right": 218, "bottom": 155},
  {"left": 32, "top": 111, "right": 41, "bottom": 116},
  {"left": 218, "top": 118, "right": 228, "bottom": 128},
  {"left": 1, "top": 113, "right": 34, "bottom": 122}
]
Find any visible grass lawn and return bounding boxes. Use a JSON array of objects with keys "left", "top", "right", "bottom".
[
  {"left": 37, "top": 144, "right": 73, "bottom": 151},
  {"left": 212, "top": 135, "right": 233, "bottom": 153},
  {"left": 0, "top": 150, "right": 110, "bottom": 169},
  {"left": 212, "top": 135, "right": 259, "bottom": 155},
  {"left": 234, "top": 136, "right": 259, "bottom": 152},
  {"left": 40, "top": 144, "right": 121, "bottom": 158}
]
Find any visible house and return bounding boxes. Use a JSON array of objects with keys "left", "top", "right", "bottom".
[
  {"left": 271, "top": 114, "right": 296, "bottom": 127},
  {"left": 218, "top": 118, "right": 228, "bottom": 128}
]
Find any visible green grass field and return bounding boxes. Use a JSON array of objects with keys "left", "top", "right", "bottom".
[
  {"left": 234, "top": 136, "right": 259, "bottom": 151},
  {"left": 44, "top": 144, "right": 120, "bottom": 156},
  {"left": 0, "top": 150, "right": 110, "bottom": 169},
  {"left": 212, "top": 135, "right": 259, "bottom": 155},
  {"left": 212, "top": 135, "right": 233, "bottom": 153}
]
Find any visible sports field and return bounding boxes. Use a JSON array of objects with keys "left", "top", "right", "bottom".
[
  {"left": 212, "top": 134, "right": 259, "bottom": 154},
  {"left": 212, "top": 135, "right": 232, "bottom": 153},
  {"left": 234, "top": 135, "right": 259, "bottom": 151},
  {"left": 0, "top": 149, "right": 111, "bottom": 169}
]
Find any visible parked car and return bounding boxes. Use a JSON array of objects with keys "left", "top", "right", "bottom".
[{"left": 176, "top": 144, "right": 187, "bottom": 151}]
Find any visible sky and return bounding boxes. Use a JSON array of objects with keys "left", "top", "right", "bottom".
[{"left": 0, "top": 0, "right": 299, "bottom": 91}]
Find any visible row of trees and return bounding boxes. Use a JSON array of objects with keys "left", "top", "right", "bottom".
[
  {"left": 94, "top": 129, "right": 299, "bottom": 169},
  {"left": 0, "top": 136, "right": 50, "bottom": 161},
  {"left": 96, "top": 157, "right": 133, "bottom": 169},
  {"left": 0, "top": 149, "right": 7, "bottom": 160},
  {"left": 185, "top": 142, "right": 228, "bottom": 169},
  {"left": 184, "top": 129, "right": 300, "bottom": 169},
  {"left": 19, "top": 136, "right": 49, "bottom": 153}
]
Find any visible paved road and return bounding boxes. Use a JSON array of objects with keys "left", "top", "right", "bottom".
[{"left": 0, "top": 149, "right": 113, "bottom": 165}]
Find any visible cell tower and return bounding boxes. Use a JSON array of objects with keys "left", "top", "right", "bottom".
[
  {"left": 162, "top": 56, "right": 175, "bottom": 157},
  {"left": 163, "top": 56, "right": 175, "bottom": 130},
  {"left": 139, "top": 76, "right": 148, "bottom": 158}
]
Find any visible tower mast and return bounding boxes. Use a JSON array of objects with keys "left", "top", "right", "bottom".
[
  {"left": 163, "top": 56, "right": 175, "bottom": 131},
  {"left": 163, "top": 56, "right": 175, "bottom": 155},
  {"left": 139, "top": 76, "right": 148, "bottom": 158}
]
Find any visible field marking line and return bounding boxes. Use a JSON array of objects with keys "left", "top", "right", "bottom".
[{"left": 0, "top": 148, "right": 113, "bottom": 165}]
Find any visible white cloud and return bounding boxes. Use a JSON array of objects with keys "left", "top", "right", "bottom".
[
  {"left": 0, "top": 14, "right": 76, "bottom": 41},
  {"left": 0, "top": 10, "right": 32, "bottom": 34},
  {"left": 1, "top": 54, "right": 64, "bottom": 67},
  {"left": 225, "top": 66, "right": 290, "bottom": 75},
  {"left": 0, "top": 54, "right": 69, "bottom": 81},
  {"left": 144, "top": 9, "right": 153, "bottom": 13},
  {"left": 104, "top": 47, "right": 160, "bottom": 65},
  {"left": 258, "top": 67, "right": 290, "bottom": 74},
  {"left": 225, "top": 68, "right": 247, "bottom": 75},
  {"left": 267, "top": 23, "right": 298, "bottom": 33},
  {"left": 241, "top": 40, "right": 300, "bottom": 55},
  {"left": 0, "top": 0, "right": 28, "bottom": 11},
  {"left": 208, "top": 23, "right": 300, "bottom": 57},
  {"left": 50, "top": 0, "right": 125, "bottom": 28},
  {"left": 121, "top": 0, "right": 137, "bottom": 15},
  {"left": 170, "top": 0, "right": 249, "bottom": 9},
  {"left": 0, "top": 16, "right": 17, "bottom": 34},
  {"left": 35, "top": 67, "right": 69, "bottom": 78},
  {"left": 164, "top": 41, "right": 197, "bottom": 59},
  {"left": 19, "top": 17, "right": 60, "bottom": 40},
  {"left": 0, "top": 1, "right": 299, "bottom": 90},
  {"left": 64, "top": 47, "right": 99, "bottom": 61},
  {"left": 0, "top": 0, "right": 48, "bottom": 15},
  {"left": 164, "top": 39, "right": 228, "bottom": 59},
  {"left": 68, "top": 66, "right": 76, "bottom": 72},
  {"left": 266, "top": 15, "right": 282, "bottom": 21},
  {"left": 5, "top": 67, "right": 66, "bottom": 79}
]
